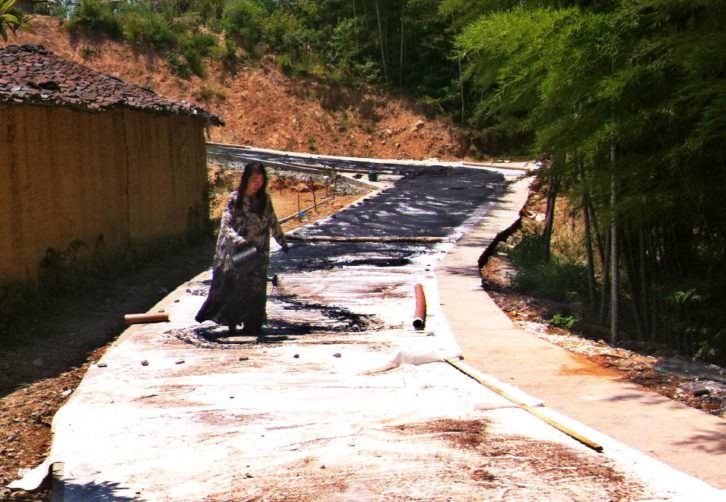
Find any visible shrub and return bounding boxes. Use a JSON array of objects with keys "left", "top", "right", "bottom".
[
  {"left": 513, "top": 259, "right": 586, "bottom": 302},
  {"left": 223, "top": 0, "right": 265, "bottom": 52},
  {"left": 178, "top": 31, "right": 218, "bottom": 77},
  {"left": 510, "top": 233, "right": 547, "bottom": 269},
  {"left": 120, "top": 8, "right": 178, "bottom": 49},
  {"left": 166, "top": 52, "right": 192, "bottom": 79},
  {"left": 67, "top": 0, "right": 122, "bottom": 37},
  {"left": 510, "top": 234, "right": 586, "bottom": 301},
  {"left": 548, "top": 313, "right": 578, "bottom": 330}
]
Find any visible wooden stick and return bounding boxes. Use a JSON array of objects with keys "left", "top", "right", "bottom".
[
  {"left": 286, "top": 235, "right": 446, "bottom": 243},
  {"left": 124, "top": 312, "right": 170, "bottom": 325}
]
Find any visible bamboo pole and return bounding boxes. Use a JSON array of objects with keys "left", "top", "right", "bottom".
[
  {"left": 446, "top": 359, "right": 603, "bottom": 452},
  {"left": 286, "top": 235, "right": 445, "bottom": 243}
]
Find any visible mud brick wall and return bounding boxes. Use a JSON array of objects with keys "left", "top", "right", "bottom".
[{"left": 0, "top": 103, "right": 209, "bottom": 281}]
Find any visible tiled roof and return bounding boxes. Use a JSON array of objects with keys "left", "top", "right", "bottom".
[{"left": 0, "top": 44, "right": 223, "bottom": 125}]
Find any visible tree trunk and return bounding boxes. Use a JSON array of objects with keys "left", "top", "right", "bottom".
[
  {"left": 622, "top": 228, "right": 645, "bottom": 341},
  {"left": 374, "top": 1, "right": 388, "bottom": 81},
  {"left": 599, "top": 230, "right": 611, "bottom": 326},
  {"left": 638, "top": 228, "right": 650, "bottom": 338},
  {"left": 542, "top": 175, "right": 559, "bottom": 263},
  {"left": 459, "top": 57, "right": 465, "bottom": 123},
  {"left": 399, "top": 2, "right": 404, "bottom": 86},
  {"left": 579, "top": 160, "right": 597, "bottom": 312},
  {"left": 583, "top": 192, "right": 598, "bottom": 313},
  {"left": 610, "top": 140, "right": 619, "bottom": 343}
]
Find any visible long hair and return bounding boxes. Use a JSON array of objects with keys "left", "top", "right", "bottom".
[{"left": 235, "top": 162, "right": 269, "bottom": 216}]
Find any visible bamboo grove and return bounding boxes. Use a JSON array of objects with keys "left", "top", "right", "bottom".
[
  {"left": 17, "top": 0, "right": 726, "bottom": 363},
  {"left": 452, "top": 0, "right": 726, "bottom": 364}
]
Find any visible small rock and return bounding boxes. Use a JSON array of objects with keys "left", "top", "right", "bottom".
[
  {"left": 141, "top": 360, "right": 149, "bottom": 366},
  {"left": 333, "top": 353, "right": 342, "bottom": 358},
  {"left": 97, "top": 362, "right": 108, "bottom": 368},
  {"left": 32, "top": 358, "right": 43, "bottom": 367},
  {"left": 175, "top": 359, "right": 185, "bottom": 365},
  {"left": 293, "top": 354, "right": 300, "bottom": 359},
  {"left": 239, "top": 357, "right": 249, "bottom": 361},
  {"left": 691, "top": 383, "right": 711, "bottom": 397},
  {"left": 245, "top": 473, "right": 253, "bottom": 479},
  {"left": 320, "top": 465, "right": 326, "bottom": 470}
]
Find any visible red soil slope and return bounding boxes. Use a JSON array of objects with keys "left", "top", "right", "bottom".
[{"left": 11, "top": 15, "right": 472, "bottom": 160}]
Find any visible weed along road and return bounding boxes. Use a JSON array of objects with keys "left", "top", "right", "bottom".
[{"left": 12, "top": 154, "right": 722, "bottom": 500}]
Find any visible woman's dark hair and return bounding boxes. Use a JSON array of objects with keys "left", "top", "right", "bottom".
[{"left": 235, "top": 162, "right": 269, "bottom": 215}]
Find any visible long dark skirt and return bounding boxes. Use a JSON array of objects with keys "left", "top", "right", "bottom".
[{"left": 195, "top": 255, "right": 268, "bottom": 329}]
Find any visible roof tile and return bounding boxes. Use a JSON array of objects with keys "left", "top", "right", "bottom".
[{"left": 0, "top": 44, "right": 223, "bottom": 126}]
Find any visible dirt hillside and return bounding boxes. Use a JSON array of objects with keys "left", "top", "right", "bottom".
[{"left": 11, "top": 15, "right": 473, "bottom": 160}]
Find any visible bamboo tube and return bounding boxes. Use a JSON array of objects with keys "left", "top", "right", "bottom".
[
  {"left": 124, "top": 312, "right": 170, "bottom": 325},
  {"left": 413, "top": 283, "right": 427, "bottom": 330}
]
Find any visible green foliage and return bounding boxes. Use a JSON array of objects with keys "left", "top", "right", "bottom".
[
  {"left": 449, "top": 0, "right": 726, "bottom": 362},
  {"left": 694, "top": 329, "right": 725, "bottom": 365},
  {"left": 119, "top": 6, "right": 178, "bottom": 49},
  {"left": 166, "top": 52, "right": 193, "bottom": 78},
  {"left": 509, "top": 233, "right": 547, "bottom": 268},
  {"left": 666, "top": 289, "right": 705, "bottom": 307},
  {"left": 180, "top": 31, "right": 218, "bottom": 76},
  {"left": 67, "top": 0, "right": 122, "bottom": 37},
  {"left": 513, "top": 260, "right": 586, "bottom": 302},
  {"left": 66, "top": 0, "right": 222, "bottom": 78},
  {"left": 548, "top": 314, "right": 578, "bottom": 330},
  {"left": 222, "top": 0, "right": 265, "bottom": 51}
]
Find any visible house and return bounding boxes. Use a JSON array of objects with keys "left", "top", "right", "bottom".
[{"left": 0, "top": 44, "right": 223, "bottom": 281}]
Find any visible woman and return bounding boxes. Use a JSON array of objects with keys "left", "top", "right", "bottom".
[{"left": 196, "top": 162, "right": 288, "bottom": 335}]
